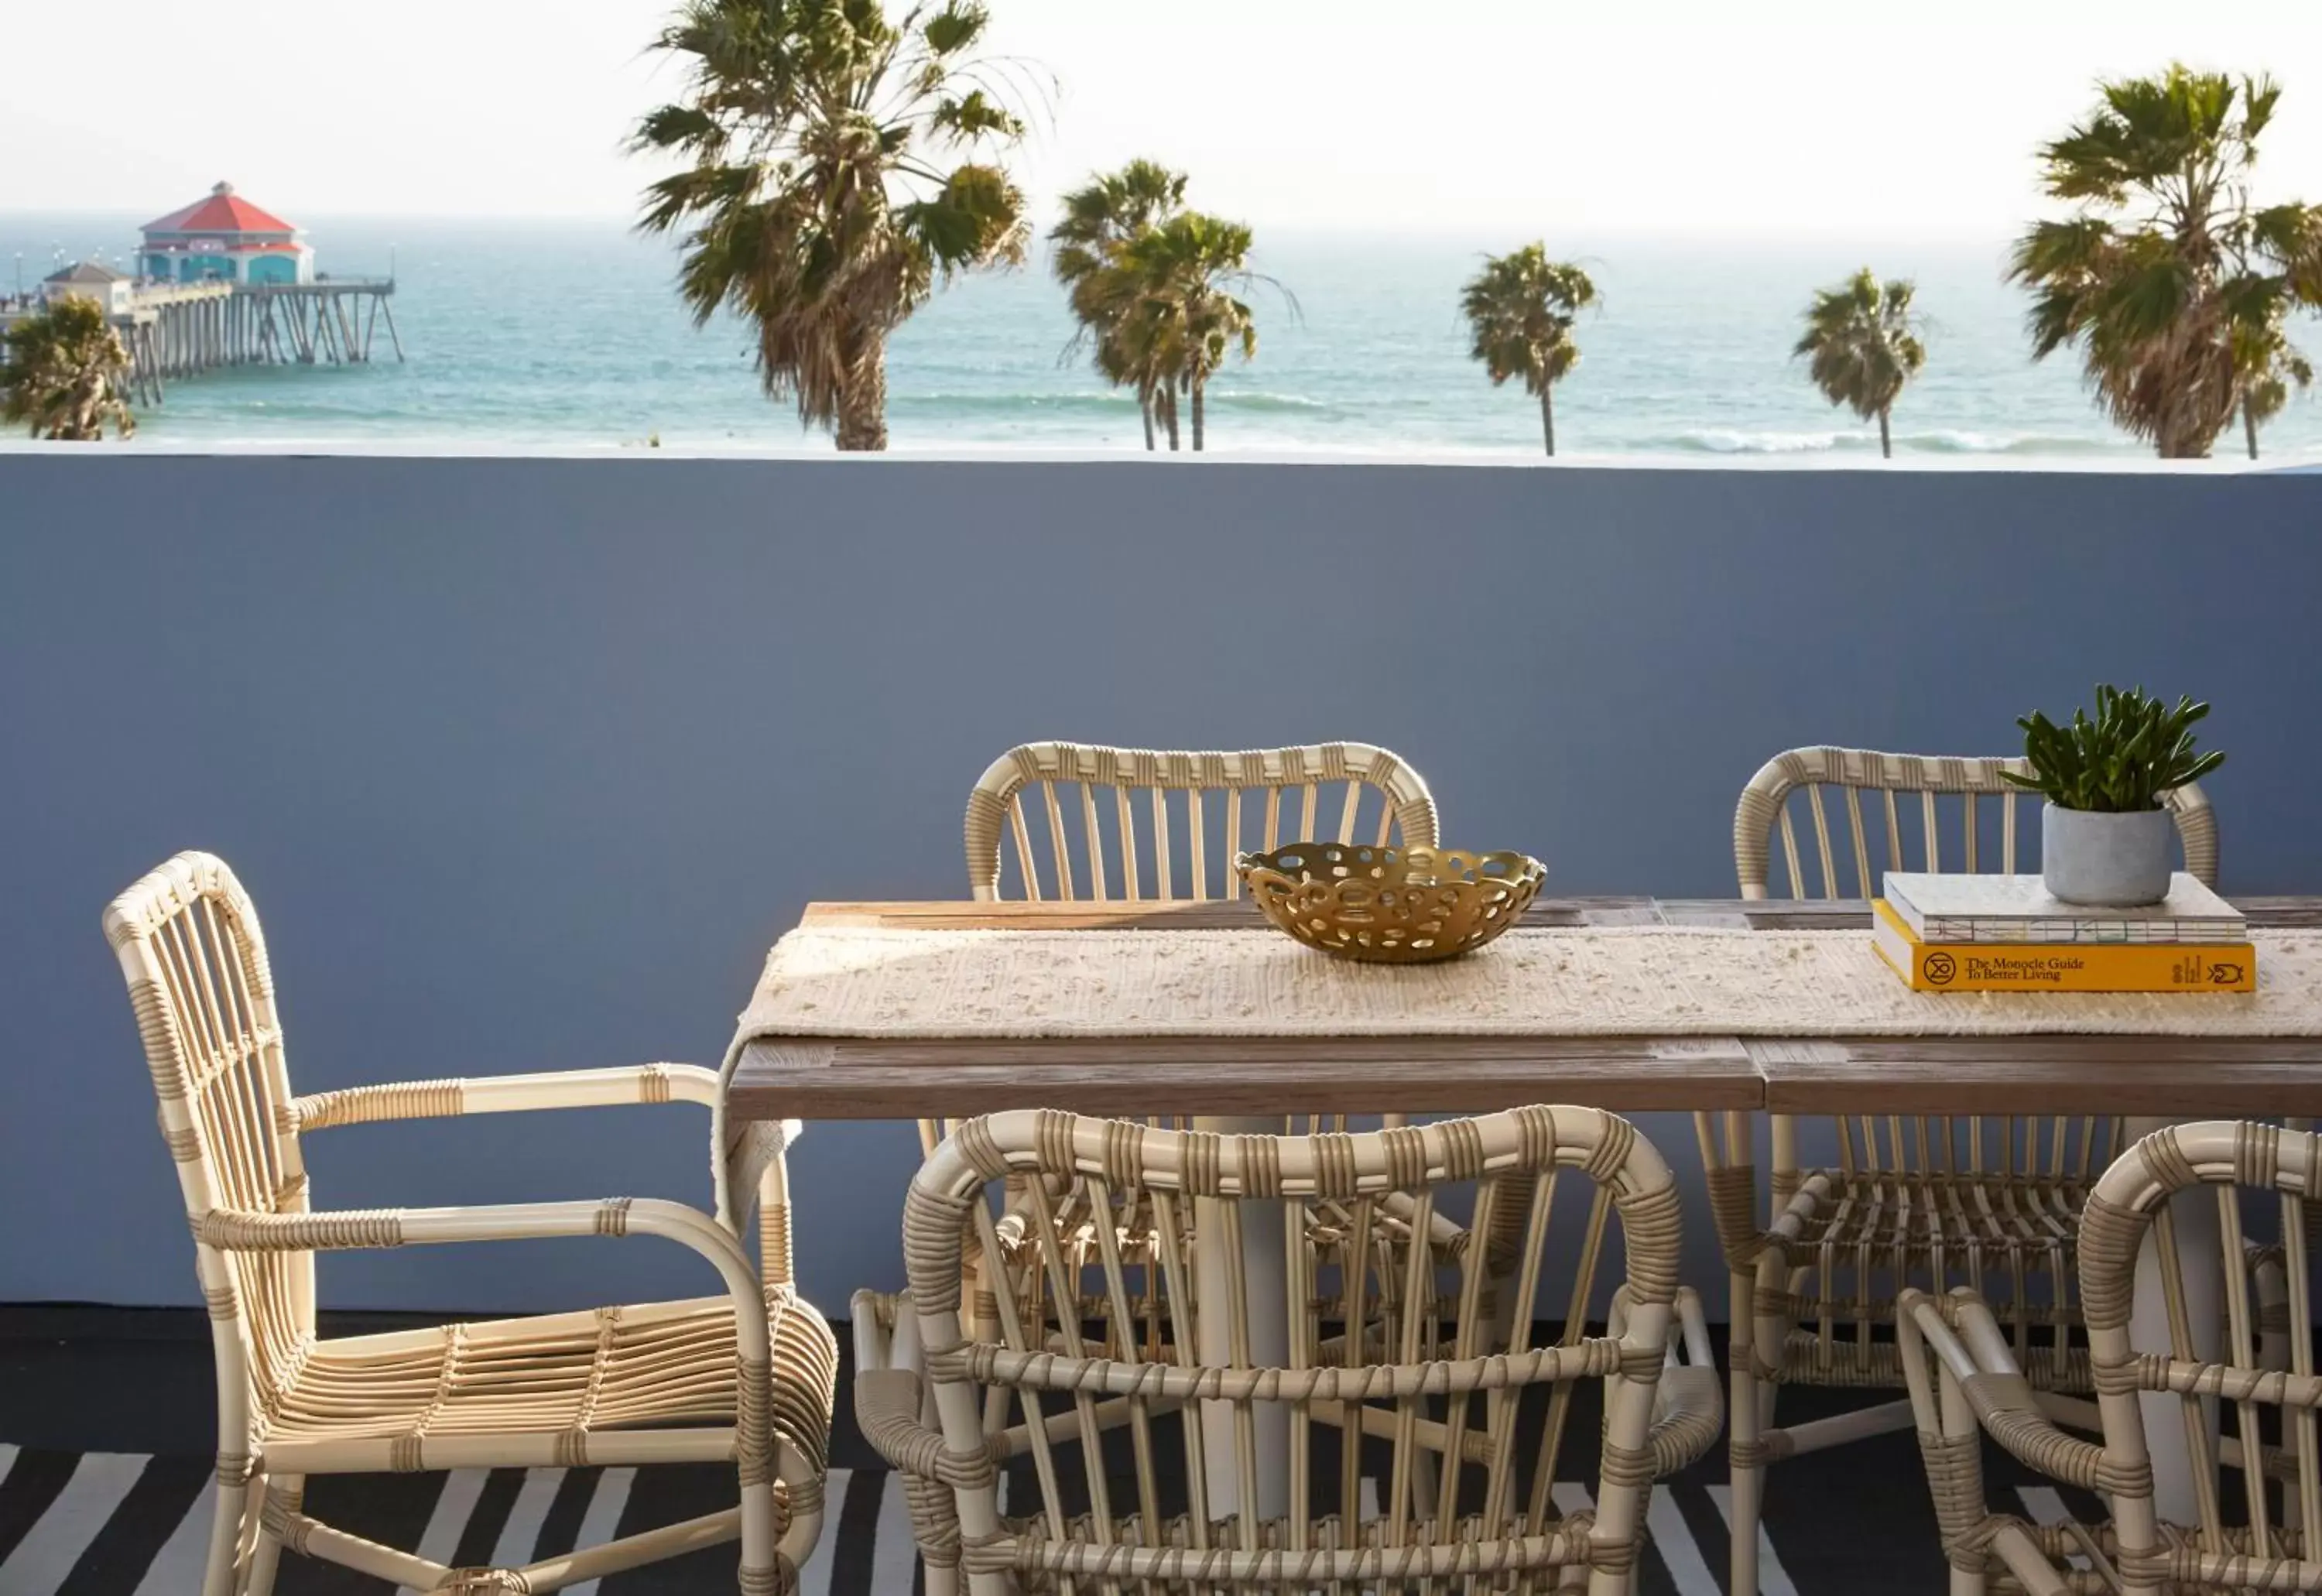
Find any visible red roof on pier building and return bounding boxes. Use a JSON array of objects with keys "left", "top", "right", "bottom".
[{"left": 142, "top": 183, "right": 299, "bottom": 238}]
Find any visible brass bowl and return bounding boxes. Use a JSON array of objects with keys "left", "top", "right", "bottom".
[{"left": 1236, "top": 844, "right": 1545, "bottom": 964}]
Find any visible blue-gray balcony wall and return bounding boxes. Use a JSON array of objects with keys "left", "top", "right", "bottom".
[{"left": 2, "top": 455, "right": 2316, "bottom": 1317}]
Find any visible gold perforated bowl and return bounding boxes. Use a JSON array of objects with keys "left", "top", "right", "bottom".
[{"left": 1236, "top": 843, "right": 1545, "bottom": 963}]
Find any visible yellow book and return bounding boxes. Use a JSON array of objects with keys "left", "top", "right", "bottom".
[{"left": 1871, "top": 899, "right": 2255, "bottom": 993}]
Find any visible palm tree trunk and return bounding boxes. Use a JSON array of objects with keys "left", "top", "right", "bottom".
[
  {"left": 1539, "top": 386, "right": 1555, "bottom": 457},
  {"left": 1140, "top": 389, "right": 1155, "bottom": 451},
  {"left": 1878, "top": 406, "right": 1892, "bottom": 460},
  {"left": 2245, "top": 399, "right": 2261, "bottom": 461},
  {"left": 1191, "top": 378, "right": 1205, "bottom": 452},
  {"left": 2155, "top": 405, "right": 2213, "bottom": 461},
  {"left": 834, "top": 337, "right": 889, "bottom": 452},
  {"left": 1162, "top": 385, "right": 1180, "bottom": 451},
  {"left": 67, "top": 378, "right": 100, "bottom": 441}
]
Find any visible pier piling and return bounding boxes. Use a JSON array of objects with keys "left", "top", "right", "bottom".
[{"left": 104, "top": 277, "right": 399, "bottom": 403}]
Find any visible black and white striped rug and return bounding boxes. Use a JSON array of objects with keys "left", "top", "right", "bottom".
[
  {"left": 0, "top": 1304, "right": 2080, "bottom": 1594},
  {"left": 0, "top": 1442, "right": 2091, "bottom": 1594}
]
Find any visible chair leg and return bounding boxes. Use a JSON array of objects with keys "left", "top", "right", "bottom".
[
  {"left": 202, "top": 1461, "right": 248, "bottom": 1596},
  {"left": 1630, "top": 1483, "right": 1652, "bottom": 1596},
  {"left": 242, "top": 1474, "right": 300, "bottom": 1596},
  {"left": 1936, "top": 1353, "right": 1990, "bottom": 1596},
  {"left": 1725, "top": 1266, "right": 1763, "bottom": 1596},
  {"left": 738, "top": 1466, "right": 783, "bottom": 1596}
]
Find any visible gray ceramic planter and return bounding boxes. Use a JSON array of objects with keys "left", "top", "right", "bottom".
[{"left": 2042, "top": 803, "right": 2173, "bottom": 906}]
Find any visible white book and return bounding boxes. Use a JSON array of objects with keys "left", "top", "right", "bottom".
[{"left": 1882, "top": 872, "right": 2246, "bottom": 945}]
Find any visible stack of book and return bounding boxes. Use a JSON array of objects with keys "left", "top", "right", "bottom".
[{"left": 1872, "top": 873, "right": 2255, "bottom": 993}]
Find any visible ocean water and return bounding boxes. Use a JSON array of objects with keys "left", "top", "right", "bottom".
[{"left": 5, "top": 214, "right": 2320, "bottom": 460}]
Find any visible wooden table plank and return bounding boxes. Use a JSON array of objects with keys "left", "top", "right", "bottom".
[
  {"left": 1752, "top": 1035, "right": 2322, "bottom": 1116},
  {"left": 2228, "top": 896, "right": 2322, "bottom": 929},
  {"left": 729, "top": 1034, "right": 1762, "bottom": 1119},
  {"left": 1667, "top": 897, "right": 2322, "bottom": 930}
]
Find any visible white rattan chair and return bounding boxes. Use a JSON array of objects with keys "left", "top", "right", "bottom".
[
  {"left": 947, "top": 736, "right": 1452, "bottom": 1289},
  {"left": 857, "top": 1108, "right": 1721, "bottom": 1596},
  {"left": 104, "top": 852, "right": 837, "bottom": 1596},
  {"left": 964, "top": 740, "right": 1440, "bottom": 904},
  {"left": 948, "top": 736, "right": 1453, "bottom": 1283},
  {"left": 1900, "top": 1120, "right": 2319, "bottom": 1593},
  {"left": 1702, "top": 746, "right": 2218, "bottom": 1595}
]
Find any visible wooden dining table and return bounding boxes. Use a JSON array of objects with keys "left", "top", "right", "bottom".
[
  {"left": 726, "top": 894, "right": 2322, "bottom": 1122},
  {"left": 727, "top": 892, "right": 2322, "bottom": 1528}
]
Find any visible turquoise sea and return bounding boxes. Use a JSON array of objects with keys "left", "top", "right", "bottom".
[{"left": 5, "top": 214, "right": 2320, "bottom": 460}]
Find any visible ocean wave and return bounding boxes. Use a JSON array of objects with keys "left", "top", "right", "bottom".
[
  {"left": 889, "top": 391, "right": 1142, "bottom": 414},
  {"left": 1200, "top": 391, "right": 1332, "bottom": 413},
  {"left": 1662, "top": 428, "right": 1869, "bottom": 454},
  {"left": 889, "top": 389, "right": 1336, "bottom": 417},
  {"left": 1655, "top": 426, "right": 2134, "bottom": 457},
  {"left": 1908, "top": 429, "right": 2128, "bottom": 457}
]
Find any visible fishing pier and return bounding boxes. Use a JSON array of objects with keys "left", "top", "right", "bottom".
[
  {"left": 3, "top": 180, "right": 409, "bottom": 406},
  {"left": 112, "top": 276, "right": 402, "bottom": 404}
]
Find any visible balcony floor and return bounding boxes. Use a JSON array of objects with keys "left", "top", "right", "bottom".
[{"left": 0, "top": 1306, "right": 2054, "bottom": 1594}]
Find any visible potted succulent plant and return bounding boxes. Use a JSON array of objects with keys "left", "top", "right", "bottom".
[{"left": 2001, "top": 684, "right": 2224, "bottom": 906}]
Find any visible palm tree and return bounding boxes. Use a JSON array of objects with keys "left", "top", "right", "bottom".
[
  {"left": 1115, "top": 212, "right": 1264, "bottom": 452},
  {"left": 2228, "top": 292, "right": 2315, "bottom": 458},
  {"left": 1794, "top": 269, "right": 1926, "bottom": 458},
  {"left": 631, "top": 0, "right": 1035, "bottom": 450},
  {"left": 1050, "top": 159, "right": 1186, "bottom": 450},
  {"left": 2011, "top": 66, "right": 2322, "bottom": 458},
  {"left": 1, "top": 296, "right": 135, "bottom": 440},
  {"left": 1461, "top": 245, "right": 1597, "bottom": 456}
]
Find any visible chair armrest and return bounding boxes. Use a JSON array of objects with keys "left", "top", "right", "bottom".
[
  {"left": 1649, "top": 1366, "right": 1724, "bottom": 1475},
  {"left": 1761, "top": 1168, "right": 1837, "bottom": 1249},
  {"left": 1901, "top": 1288, "right": 2104, "bottom": 1492},
  {"left": 1702, "top": 1160, "right": 1768, "bottom": 1271},
  {"left": 194, "top": 1197, "right": 759, "bottom": 1314},
  {"left": 1647, "top": 1287, "right": 1724, "bottom": 1474},
  {"left": 1751, "top": 1171, "right": 1848, "bottom": 1333},
  {"left": 286, "top": 1063, "right": 727, "bottom": 1132},
  {"left": 852, "top": 1289, "right": 985, "bottom": 1505},
  {"left": 851, "top": 1292, "right": 940, "bottom": 1473},
  {"left": 857, "top": 1365, "right": 952, "bottom": 1473}
]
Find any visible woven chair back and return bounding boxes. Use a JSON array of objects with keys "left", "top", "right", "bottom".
[
  {"left": 102, "top": 852, "right": 313, "bottom": 1409},
  {"left": 1733, "top": 745, "right": 2217, "bottom": 902},
  {"left": 965, "top": 741, "right": 1439, "bottom": 903},
  {"left": 2078, "top": 1122, "right": 2322, "bottom": 1590},
  {"left": 1734, "top": 744, "right": 2220, "bottom": 1186},
  {"left": 902, "top": 1106, "right": 1682, "bottom": 1596},
  {"left": 1728, "top": 749, "right": 2220, "bottom": 1382}
]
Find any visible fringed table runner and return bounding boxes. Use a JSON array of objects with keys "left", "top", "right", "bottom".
[{"left": 730, "top": 926, "right": 2322, "bottom": 1041}]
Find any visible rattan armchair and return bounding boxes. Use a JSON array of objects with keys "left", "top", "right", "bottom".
[
  {"left": 857, "top": 1108, "right": 1721, "bottom": 1596},
  {"left": 1702, "top": 746, "right": 2217, "bottom": 1596},
  {"left": 104, "top": 852, "right": 837, "bottom": 1596},
  {"left": 1900, "top": 1120, "right": 2320, "bottom": 1593}
]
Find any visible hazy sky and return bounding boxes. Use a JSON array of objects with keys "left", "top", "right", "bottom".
[{"left": 8, "top": 1, "right": 2320, "bottom": 236}]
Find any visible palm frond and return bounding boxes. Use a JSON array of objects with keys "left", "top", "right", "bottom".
[
  {"left": 629, "top": 0, "right": 1034, "bottom": 446},
  {"left": 0, "top": 297, "right": 135, "bottom": 440},
  {"left": 1792, "top": 266, "right": 1927, "bottom": 425},
  {"left": 920, "top": 0, "right": 987, "bottom": 55},
  {"left": 2012, "top": 64, "right": 2316, "bottom": 457},
  {"left": 1459, "top": 243, "right": 1597, "bottom": 397}
]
